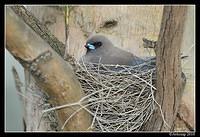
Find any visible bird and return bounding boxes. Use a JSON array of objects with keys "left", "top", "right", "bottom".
[
  {"left": 80, "top": 35, "right": 187, "bottom": 92},
  {"left": 81, "top": 35, "right": 145, "bottom": 66}
]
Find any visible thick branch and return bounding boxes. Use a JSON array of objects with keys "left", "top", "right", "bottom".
[
  {"left": 10, "top": 5, "right": 76, "bottom": 67},
  {"left": 142, "top": 6, "right": 187, "bottom": 131},
  {"left": 6, "top": 7, "right": 91, "bottom": 131}
]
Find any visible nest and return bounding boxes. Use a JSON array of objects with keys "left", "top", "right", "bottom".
[{"left": 74, "top": 59, "right": 157, "bottom": 131}]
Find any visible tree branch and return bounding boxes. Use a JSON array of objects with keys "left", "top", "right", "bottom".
[
  {"left": 10, "top": 5, "right": 76, "bottom": 67},
  {"left": 6, "top": 7, "right": 91, "bottom": 131}
]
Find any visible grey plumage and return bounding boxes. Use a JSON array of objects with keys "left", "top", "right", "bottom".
[{"left": 82, "top": 35, "right": 144, "bottom": 66}]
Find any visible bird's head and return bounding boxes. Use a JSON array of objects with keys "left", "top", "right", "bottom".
[{"left": 84, "top": 35, "right": 113, "bottom": 53}]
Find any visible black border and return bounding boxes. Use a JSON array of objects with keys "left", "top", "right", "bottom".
[
  {"left": 1, "top": 3, "right": 5, "bottom": 134},
  {"left": 2, "top": 0, "right": 199, "bottom": 5}
]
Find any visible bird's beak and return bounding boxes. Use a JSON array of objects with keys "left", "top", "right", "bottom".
[{"left": 84, "top": 43, "right": 95, "bottom": 50}]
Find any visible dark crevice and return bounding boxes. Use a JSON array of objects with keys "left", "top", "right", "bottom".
[{"left": 100, "top": 19, "right": 118, "bottom": 29}]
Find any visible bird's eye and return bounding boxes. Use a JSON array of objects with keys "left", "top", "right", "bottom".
[{"left": 95, "top": 42, "right": 102, "bottom": 47}]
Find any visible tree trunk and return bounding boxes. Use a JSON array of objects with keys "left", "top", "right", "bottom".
[
  {"left": 142, "top": 6, "right": 187, "bottom": 131},
  {"left": 6, "top": 7, "right": 91, "bottom": 131}
]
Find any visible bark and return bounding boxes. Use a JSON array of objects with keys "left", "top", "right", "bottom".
[
  {"left": 142, "top": 6, "right": 187, "bottom": 131},
  {"left": 10, "top": 6, "right": 65, "bottom": 57},
  {"left": 6, "top": 7, "right": 91, "bottom": 131},
  {"left": 10, "top": 5, "right": 76, "bottom": 67}
]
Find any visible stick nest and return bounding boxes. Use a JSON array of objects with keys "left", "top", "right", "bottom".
[{"left": 74, "top": 59, "right": 157, "bottom": 131}]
